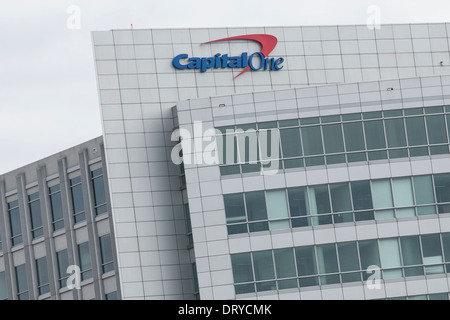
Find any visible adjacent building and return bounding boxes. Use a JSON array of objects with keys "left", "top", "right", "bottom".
[{"left": 4, "top": 23, "right": 450, "bottom": 300}]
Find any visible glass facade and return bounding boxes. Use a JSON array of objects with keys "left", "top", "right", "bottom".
[
  {"left": 224, "top": 173, "right": 447, "bottom": 235},
  {"left": 231, "top": 232, "right": 450, "bottom": 295},
  {"left": 217, "top": 105, "right": 450, "bottom": 175},
  {"left": 70, "top": 176, "right": 85, "bottom": 224}
]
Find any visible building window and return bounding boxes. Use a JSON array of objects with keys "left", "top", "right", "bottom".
[
  {"left": 372, "top": 179, "right": 394, "bottom": 219},
  {"left": 230, "top": 232, "right": 449, "bottom": 295},
  {"left": 426, "top": 114, "right": 447, "bottom": 144},
  {"left": 386, "top": 293, "right": 449, "bottom": 300},
  {"left": 70, "top": 177, "right": 85, "bottom": 223},
  {"left": 105, "top": 291, "right": 118, "bottom": 300},
  {"left": 236, "top": 124, "right": 260, "bottom": 174},
  {"left": 99, "top": 234, "right": 114, "bottom": 274},
  {"left": 400, "top": 236, "right": 423, "bottom": 276},
  {"left": 310, "top": 185, "right": 332, "bottom": 225},
  {"left": 392, "top": 177, "right": 415, "bottom": 218},
  {"left": 231, "top": 253, "right": 254, "bottom": 294},
  {"left": 192, "top": 263, "right": 199, "bottom": 300},
  {"left": 358, "top": 240, "right": 380, "bottom": 281},
  {"left": 421, "top": 234, "right": 444, "bottom": 275},
  {"left": 179, "top": 145, "right": 186, "bottom": 188},
  {"left": 364, "top": 119, "right": 386, "bottom": 157},
  {"left": 49, "top": 185, "right": 64, "bottom": 231},
  {"left": 405, "top": 109, "right": 426, "bottom": 142},
  {"left": 343, "top": 121, "right": 365, "bottom": 154},
  {"left": 253, "top": 251, "right": 276, "bottom": 292},
  {"left": 413, "top": 175, "right": 436, "bottom": 216},
  {"left": 0, "top": 271, "right": 7, "bottom": 300},
  {"left": 385, "top": 117, "right": 407, "bottom": 149},
  {"left": 78, "top": 242, "right": 92, "bottom": 281},
  {"left": 56, "top": 249, "right": 69, "bottom": 289},
  {"left": 35, "top": 257, "right": 50, "bottom": 296},
  {"left": 8, "top": 200, "right": 22, "bottom": 246},
  {"left": 296, "top": 246, "right": 319, "bottom": 287},
  {"left": 28, "top": 192, "right": 43, "bottom": 239},
  {"left": 91, "top": 168, "right": 107, "bottom": 216},
  {"left": 323, "top": 123, "right": 345, "bottom": 155},
  {"left": 184, "top": 204, "right": 193, "bottom": 246},
  {"left": 266, "top": 190, "right": 289, "bottom": 230},
  {"left": 15, "top": 264, "right": 28, "bottom": 300}
]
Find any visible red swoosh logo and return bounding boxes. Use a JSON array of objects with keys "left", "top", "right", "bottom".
[{"left": 203, "top": 34, "right": 278, "bottom": 78}]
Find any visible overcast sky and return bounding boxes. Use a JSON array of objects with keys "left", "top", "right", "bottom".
[{"left": 1, "top": 0, "right": 450, "bottom": 174}]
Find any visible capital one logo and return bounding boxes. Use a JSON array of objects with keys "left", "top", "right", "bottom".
[{"left": 172, "top": 34, "right": 285, "bottom": 78}]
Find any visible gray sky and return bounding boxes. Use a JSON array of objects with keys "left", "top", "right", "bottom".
[{"left": 1, "top": 0, "right": 450, "bottom": 174}]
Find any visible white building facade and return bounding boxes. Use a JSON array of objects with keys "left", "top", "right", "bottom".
[{"left": 92, "top": 23, "right": 450, "bottom": 300}]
